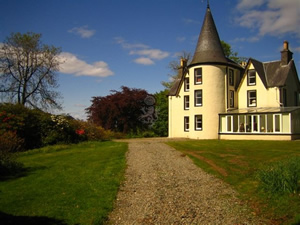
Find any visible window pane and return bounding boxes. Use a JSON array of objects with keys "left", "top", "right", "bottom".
[
  {"left": 195, "top": 115, "right": 202, "bottom": 130},
  {"left": 184, "top": 117, "right": 189, "bottom": 131},
  {"left": 184, "top": 78, "right": 190, "bottom": 91},
  {"left": 229, "top": 69, "right": 234, "bottom": 86},
  {"left": 184, "top": 96, "right": 189, "bottom": 109},
  {"left": 239, "top": 115, "right": 245, "bottom": 132},
  {"left": 260, "top": 115, "right": 266, "bottom": 132},
  {"left": 274, "top": 115, "right": 280, "bottom": 132},
  {"left": 248, "top": 70, "right": 256, "bottom": 85},
  {"left": 267, "top": 114, "right": 273, "bottom": 132},
  {"left": 233, "top": 115, "right": 238, "bottom": 132},
  {"left": 248, "top": 91, "right": 257, "bottom": 107},
  {"left": 227, "top": 116, "right": 232, "bottom": 132},
  {"left": 195, "top": 68, "right": 202, "bottom": 84},
  {"left": 195, "top": 90, "right": 202, "bottom": 106}
]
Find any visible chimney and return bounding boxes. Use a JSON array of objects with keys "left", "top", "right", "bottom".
[
  {"left": 281, "top": 40, "right": 293, "bottom": 65},
  {"left": 180, "top": 58, "right": 187, "bottom": 68}
]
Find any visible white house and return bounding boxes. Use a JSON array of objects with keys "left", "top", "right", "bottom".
[{"left": 168, "top": 5, "right": 300, "bottom": 140}]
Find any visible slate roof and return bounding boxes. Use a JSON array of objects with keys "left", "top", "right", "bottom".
[
  {"left": 190, "top": 6, "right": 228, "bottom": 66},
  {"left": 248, "top": 58, "right": 299, "bottom": 89}
]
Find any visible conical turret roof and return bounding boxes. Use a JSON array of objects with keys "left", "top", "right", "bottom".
[{"left": 190, "top": 6, "right": 228, "bottom": 66}]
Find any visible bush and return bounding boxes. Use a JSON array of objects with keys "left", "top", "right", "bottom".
[
  {"left": 256, "top": 157, "right": 300, "bottom": 195},
  {"left": 0, "top": 131, "right": 24, "bottom": 176}
]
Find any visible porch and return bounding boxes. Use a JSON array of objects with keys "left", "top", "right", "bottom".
[{"left": 219, "top": 107, "right": 300, "bottom": 140}]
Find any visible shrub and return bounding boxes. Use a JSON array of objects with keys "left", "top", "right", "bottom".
[
  {"left": 0, "top": 131, "right": 24, "bottom": 176},
  {"left": 256, "top": 157, "right": 300, "bottom": 195}
]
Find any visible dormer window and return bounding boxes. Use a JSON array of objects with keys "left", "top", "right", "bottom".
[
  {"left": 247, "top": 70, "right": 256, "bottom": 86},
  {"left": 194, "top": 68, "right": 202, "bottom": 84}
]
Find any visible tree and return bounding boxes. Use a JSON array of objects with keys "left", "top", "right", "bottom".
[
  {"left": 86, "top": 86, "right": 152, "bottom": 133},
  {"left": 220, "top": 40, "right": 247, "bottom": 64},
  {"left": 0, "top": 32, "right": 62, "bottom": 110},
  {"left": 161, "top": 51, "right": 191, "bottom": 90},
  {"left": 151, "top": 90, "right": 168, "bottom": 137}
]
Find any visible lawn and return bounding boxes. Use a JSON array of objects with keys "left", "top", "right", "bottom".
[
  {"left": 0, "top": 141, "right": 127, "bottom": 225},
  {"left": 167, "top": 140, "right": 300, "bottom": 225}
]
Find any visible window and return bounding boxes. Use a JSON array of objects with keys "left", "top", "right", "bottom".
[
  {"left": 280, "top": 88, "right": 287, "bottom": 107},
  {"left": 195, "top": 115, "right": 202, "bottom": 130},
  {"left": 229, "top": 90, "right": 234, "bottom": 108},
  {"left": 195, "top": 90, "right": 202, "bottom": 106},
  {"left": 247, "top": 90, "right": 257, "bottom": 107},
  {"left": 184, "top": 117, "right": 189, "bottom": 131},
  {"left": 184, "top": 78, "right": 190, "bottom": 92},
  {"left": 247, "top": 70, "right": 256, "bottom": 86},
  {"left": 295, "top": 92, "right": 299, "bottom": 106},
  {"left": 229, "top": 69, "right": 234, "bottom": 86},
  {"left": 184, "top": 96, "right": 189, "bottom": 110},
  {"left": 194, "top": 68, "right": 202, "bottom": 84}
]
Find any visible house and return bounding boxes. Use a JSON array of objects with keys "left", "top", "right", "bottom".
[{"left": 168, "top": 5, "right": 300, "bottom": 140}]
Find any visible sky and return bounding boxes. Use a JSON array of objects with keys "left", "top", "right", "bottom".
[{"left": 1, "top": 0, "right": 300, "bottom": 120}]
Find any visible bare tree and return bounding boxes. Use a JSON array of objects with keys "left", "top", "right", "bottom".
[{"left": 0, "top": 32, "right": 62, "bottom": 110}]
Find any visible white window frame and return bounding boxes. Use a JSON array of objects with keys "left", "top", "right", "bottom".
[
  {"left": 194, "top": 68, "right": 202, "bottom": 84},
  {"left": 184, "top": 96, "right": 189, "bottom": 110},
  {"left": 184, "top": 78, "right": 190, "bottom": 92},
  {"left": 195, "top": 90, "right": 203, "bottom": 107},
  {"left": 247, "top": 70, "right": 256, "bottom": 86},
  {"left": 184, "top": 116, "right": 189, "bottom": 132},
  {"left": 274, "top": 114, "right": 281, "bottom": 133},
  {"left": 248, "top": 90, "right": 257, "bottom": 107},
  {"left": 195, "top": 115, "right": 203, "bottom": 131}
]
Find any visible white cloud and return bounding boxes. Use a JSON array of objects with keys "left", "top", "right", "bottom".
[
  {"left": 114, "top": 37, "right": 169, "bottom": 65},
  {"left": 68, "top": 26, "right": 96, "bottom": 38},
  {"left": 129, "top": 49, "right": 169, "bottom": 60},
  {"left": 134, "top": 57, "right": 155, "bottom": 65},
  {"left": 58, "top": 52, "right": 114, "bottom": 77},
  {"left": 236, "top": 0, "right": 300, "bottom": 38},
  {"left": 236, "top": 0, "right": 265, "bottom": 10}
]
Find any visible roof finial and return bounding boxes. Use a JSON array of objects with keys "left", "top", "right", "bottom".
[{"left": 207, "top": 0, "right": 210, "bottom": 8}]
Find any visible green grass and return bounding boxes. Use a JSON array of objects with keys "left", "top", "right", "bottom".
[
  {"left": 167, "top": 140, "right": 300, "bottom": 225},
  {"left": 0, "top": 141, "right": 127, "bottom": 225}
]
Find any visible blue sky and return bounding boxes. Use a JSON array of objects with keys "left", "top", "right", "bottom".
[{"left": 1, "top": 0, "right": 299, "bottom": 119}]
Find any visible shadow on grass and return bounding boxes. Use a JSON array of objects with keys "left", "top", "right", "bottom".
[
  {"left": 0, "top": 211, "right": 68, "bottom": 225},
  {"left": 0, "top": 165, "right": 47, "bottom": 182}
]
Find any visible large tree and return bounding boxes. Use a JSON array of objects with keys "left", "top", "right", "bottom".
[
  {"left": 86, "top": 86, "right": 154, "bottom": 133},
  {"left": 0, "top": 32, "right": 62, "bottom": 110}
]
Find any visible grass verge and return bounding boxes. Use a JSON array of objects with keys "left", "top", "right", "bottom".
[
  {"left": 167, "top": 140, "right": 300, "bottom": 225},
  {"left": 0, "top": 141, "right": 127, "bottom": 225}
]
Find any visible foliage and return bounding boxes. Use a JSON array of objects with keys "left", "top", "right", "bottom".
[
  {"left": 86, "top": 86, "right": 151, "bottom": 133},
  {"left": 151, "top": 90, "right": 168, "bottom": 137},
  {"left": 0, "top": 103, "right": 117, "bottom": 151},
  {"left": 256, "top": 157, "right": 300, "bottom": 195},
  {"left": 220, "top": 40, "right": 248, "bottom": 64},
  {"left": 161, "top": 51, "right": 191, "bottom": 89},
  {"left": 0, "top": 32, "right": 62, "bottom": 110},
  {"left": 0, "top": 141, "right": 127, "bottom": 224},
  {"left": 0, "top": 131, "right": 24, "bottom": 177}
]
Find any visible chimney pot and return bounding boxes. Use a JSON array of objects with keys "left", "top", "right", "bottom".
[
  {"left": 283, "top": 41, "right": 289, "bottom": 50},
  {"left": 180, "top": 58, "right": 187, "bottom": 67}
]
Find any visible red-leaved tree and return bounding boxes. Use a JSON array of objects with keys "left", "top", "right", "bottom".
[{"left": 86, "top": 86, "right": 151, "bottom": 133}]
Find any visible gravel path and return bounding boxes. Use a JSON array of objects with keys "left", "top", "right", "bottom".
[{"left": 107, "top": 138, "right": 265, "bottom": 224}]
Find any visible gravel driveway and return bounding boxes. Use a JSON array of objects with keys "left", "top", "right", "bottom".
[{"left": 107, "top": 138, "right": 266, "bottom": 224}]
